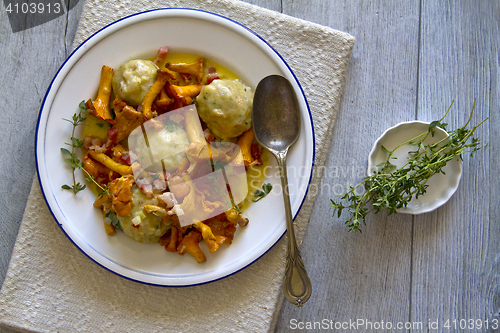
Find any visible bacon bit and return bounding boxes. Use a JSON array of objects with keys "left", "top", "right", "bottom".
[
  {"left": 92, "top": 137, "right": 103, "bottom": 147},
  {"left": 120, "top": 154, "right": 132, "bottom": 166},
  {"left": 163, "top": 171, "right": 172, "bottom": 182},
  {"left": 154, "top": 46, "right": 169, "bottom": 65},
  {"left": 97, "top": 175, "right": 108, "bottom": 185},
  {"left": 107, "top": 127, "right": 118, "bottom": 142},
  {"left": 85, "top": 136, "right": 107, "bottom": 154},
  {"left": 136, "top": 179, "right": 154, "bottom": 198},
  {"left": 157, "top": 192, "right": 177, "bottom": 208},
  {"left": 203, "top": 128, "right": 215, "bottom": 142},
  {"left": 90, "top": 144, "right": 107, "bottom": 154},
  {"left": 206, "top": 72, "right": 220, "bottom": 85},
  {"left": 128, "top": 151, "right": 138, "bottom": 163},
  {"left": 83, "top": 136, "right": 103, "bottom": 150},
  {"left": 153, "top": 179, "right": 167, "bottom": 192},
  {"left": 82, "top": 137, "right": 94, "bottom": 150},
  {"left": 158, "top": 46, "right": 169, "bottom": 57},
  {"left": 206, "top": 66, "right": 220, "bottom": 84}
]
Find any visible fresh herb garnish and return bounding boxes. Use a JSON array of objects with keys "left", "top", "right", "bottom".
[
  {"left": 105, "top": 211, "right": 123, "bottom": 231},
  {"left": 330, "top": 100, "right": 488, "bottom": 232},
  {"left": 164, "top": 120, "right": 178, "bottom": 132},
  {"left": 253, "top": 183, "right": 273, "bottom": 202},
  {"left": 213, "top": 159, "right": 228, "bottom": 171},
  {"left": 61, "top": 100, "right": 109, "bottom": 195},
  {"left": 230, "top": 197, "right": 243, "bottom": 214}
]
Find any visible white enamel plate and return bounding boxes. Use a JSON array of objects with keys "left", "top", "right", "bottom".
[{"left": 36, "top": 9, "right": 314, "bottom": 286}]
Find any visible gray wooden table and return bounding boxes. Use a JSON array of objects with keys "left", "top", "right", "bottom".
[{"left": 1, "top": 1, "right": 498, "bottom": 332}]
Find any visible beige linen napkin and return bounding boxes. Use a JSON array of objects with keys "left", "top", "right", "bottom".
[{"left": 0, "top": 0, "right": 354, "bottom": 332}]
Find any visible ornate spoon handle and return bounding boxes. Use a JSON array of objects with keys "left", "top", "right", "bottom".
[{"left": 275, "top": 151, "right": 312, "bottom": 306}]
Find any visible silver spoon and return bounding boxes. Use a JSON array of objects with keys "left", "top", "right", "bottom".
[{"left": 252, "top": 74, "right": 312, "bottom": 306}]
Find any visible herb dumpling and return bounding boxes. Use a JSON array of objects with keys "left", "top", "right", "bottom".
[
  {"left": 128, "top": 122, "right": 190, "bottom": 173},
  {"left": 112, "top": 59, "right": 159, "bottom": 106},
  {"left": 196, "top": 79, "right": 253, "bottom": 139},
  {"left": 117, "top": 186, "right": 170, "bottom": 243}
]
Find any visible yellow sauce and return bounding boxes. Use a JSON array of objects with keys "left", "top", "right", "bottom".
[{"left": 82, "top": 112, "right": 110, "bottom": 141}]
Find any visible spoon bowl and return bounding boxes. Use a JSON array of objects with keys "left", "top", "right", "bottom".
[
  {"left": 253, "top": 75, "right": 301, "bottom": 153},
  {"left": 253, "top": 75, "right": 312, "bottom": 306}
]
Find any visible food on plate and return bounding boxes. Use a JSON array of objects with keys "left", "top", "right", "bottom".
[
  {"left": 64, "top": 46, "right": 270, "bottom": 263},
  {"left": 117, "top": 185, "right": 169, "bottom": 243},
  {"left": 196, "top": 79, "right": 253, "bottom": 139}
]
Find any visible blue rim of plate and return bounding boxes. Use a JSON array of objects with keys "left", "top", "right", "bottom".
[{"left": 35, "top": 8, "right": 315, "bottom": 287}]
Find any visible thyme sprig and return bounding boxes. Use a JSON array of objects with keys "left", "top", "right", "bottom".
[
  {"left": 253, "top": 183, "right": 273, "bottom": 202},
  {"left": 61, "top": 101, "right": 109, "bottom": 195},
  {"left": 230, "top": 197, "right": 243, "bottom": 214},
  {"left": 330, "top": 101, "right": 488, "bottom": 232}
]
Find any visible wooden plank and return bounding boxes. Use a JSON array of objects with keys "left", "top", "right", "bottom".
[
  {"left": 242, "top": 0, "right": 281, "bottom": 11},
  {"left": 0, "top": 1, "right": 82, "bottom": 331},
  {"left": 0, "top": 0, "right": 84, "bottom": 288},
  {"left": 413, "top": 0, "right": 500, "bottom": 331},
  {"left": 274, "top": 0, "right": 420, "bottom": 330},
  {"left": 65, "top": 0, "right": 86, "bottom": 52}
]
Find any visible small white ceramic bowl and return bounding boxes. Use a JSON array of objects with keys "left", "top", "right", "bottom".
[
  {"left": 35, "top": 9, "right": 314, "bottom": 286},
  {"left": 367, "top": 121, "right": 462, "bottom": 214}
]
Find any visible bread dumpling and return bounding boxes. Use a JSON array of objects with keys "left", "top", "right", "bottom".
[
  {"left": 117, "top": 186, "right": 170, "bottom": 243},
  {"left": 195, "top": 79, "right": 253, "bottom": 139},
  {"left": 112, "top": 59, "right": 158, "bottom": 106}
]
